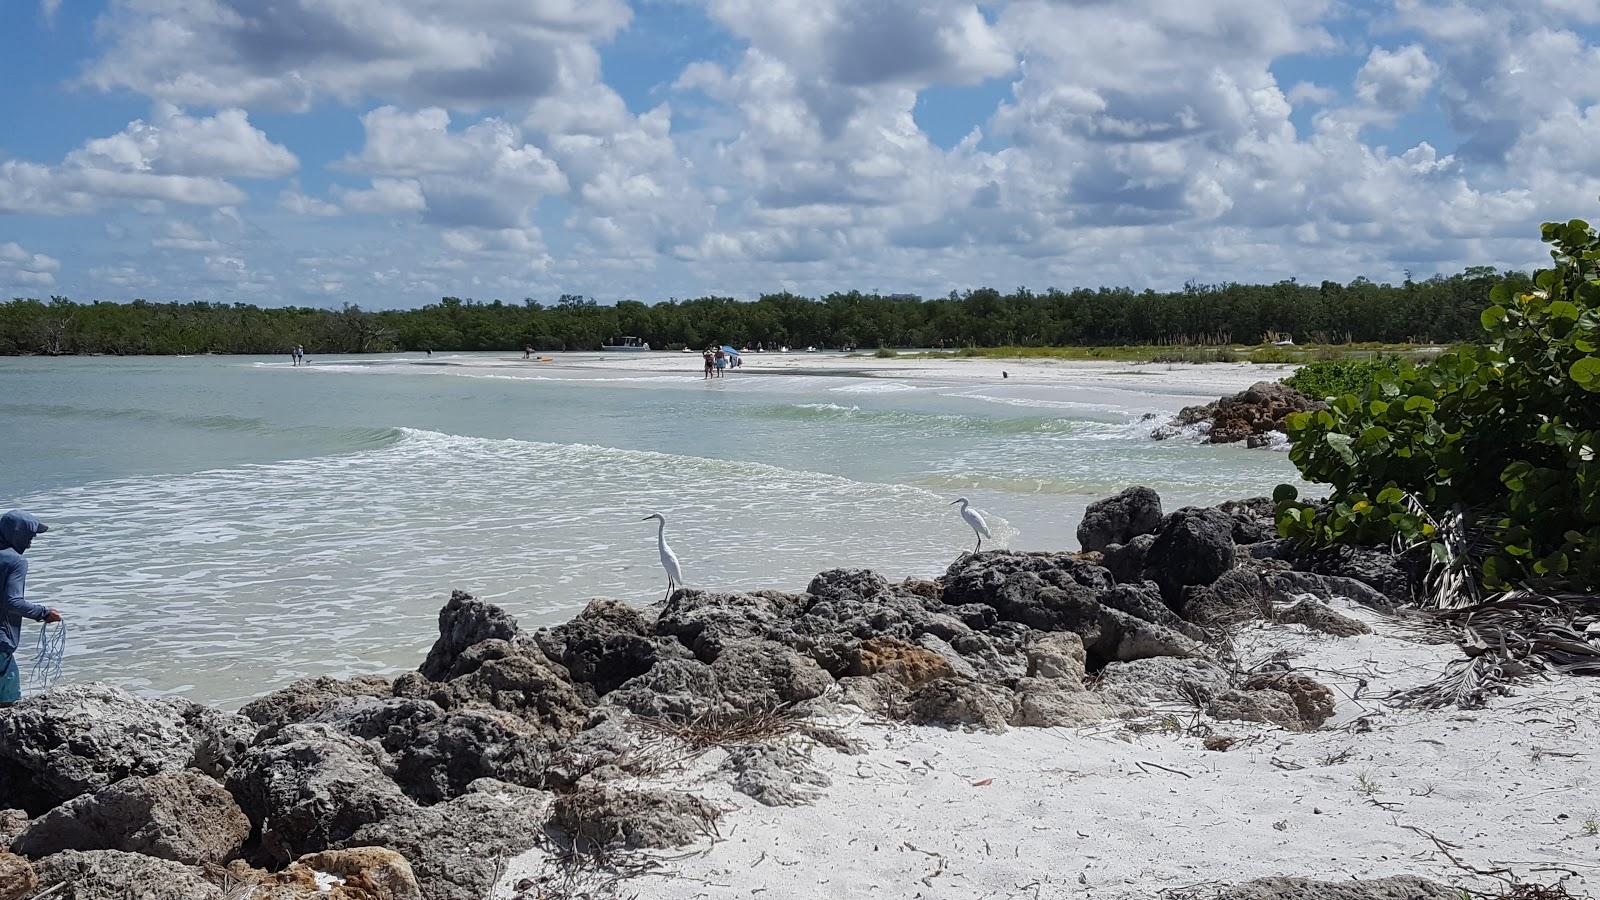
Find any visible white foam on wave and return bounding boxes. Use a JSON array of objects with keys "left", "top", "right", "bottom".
[
  {"left": 829, "top": 381, "right": 919, "bottom": 394},
  {"left": 22, "top": 428, "right": 1011, "bottom": 705},
  {"left": 943, "top": 389, "right": 1155, "bottom": 416}
]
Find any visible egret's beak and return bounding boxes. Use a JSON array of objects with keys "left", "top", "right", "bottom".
[
  {"left": 948, "top": 499, "right": 961, "bottom": 505},
  {"left": 640, "top": 515, "right": 654, "bottom": 521}
]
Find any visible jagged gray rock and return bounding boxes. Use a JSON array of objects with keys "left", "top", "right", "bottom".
[
  {"left": 0, "top": 808, "right": 28, "bottom": 848},
  {"left": 419, "top": 589, "right": 535, "bottom": 681},
  {"left": 1010, "top": 678, "right": 1120, "bottom": 727},
  {"left": 240, "top": 674, "right": 396, "bottom": 739},
  {"left": 902, "top": 677, "right": 1013, "bottom": 733},
  {"left": 345, "top": 779, "right": 551, "bottom": 900},
  {"left": 397, "top": 638, "right": 591, "bottom": 739},
  {"left": 0, "top": 684, "right": 228, "bottom": 814},
  {"left": 31, "top": 849, "right": 223, "bottom": 900},
  {"left": 226, "top": 723, "right": 416, "bottom": 865},
  {"left": 1207, "top": 689, "right": 1304, "bottom": 730},
  {"left": 943, "top": 552, "right": 1208, "bottom": 669},
  {"left": 1144, "top": 506, "right": 1237, "bottom": 605},
  {"left": 1094, "top": 657, "right": 1235, "bottom": 707},
  {"left": 1025, "top": 632, "right": 1087, "bottom": 682},
  {"left": 1077, "top": 486, "right": 1163, "bottom": 552},
  {"left": 544, "top": 713, "right": 645, "bottom": 790},
  {"left": 1215, "top": 876, "right": 1459, "bottom": 900},
  {"left": 549, "top": 784, "right": 719, "bottom": 849},
  {"left": 12, "top": 770, "right": 249, "bottom": 866},
  {"left": 1276, "top": 596, "right": 1372, "bottom": 637},
  {"left": 534, "top": 598, "right": 677, "bottom": 697},
  {"left": 720, "top": 744, "right": 831, "bottom": 806},
  {"left": 1103, "top": 534, "right": 1155, "bottom": 584}
]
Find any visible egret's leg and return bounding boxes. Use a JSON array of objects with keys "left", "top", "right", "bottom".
[{"left": 974, "top": 536, "right": 982, "bottom": 553}]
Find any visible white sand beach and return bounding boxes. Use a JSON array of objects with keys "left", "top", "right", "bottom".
[
  {"left": 499, "top": 601, "right": 1598, "bottom": 899},
  {"left": 372, "top": 350, "right": 1297, "bottom": 397}
]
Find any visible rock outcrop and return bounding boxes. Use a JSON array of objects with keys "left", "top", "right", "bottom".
[
  {"left": 1077, "top": 486, "right": 1163, "bottom": 552},
  {"left": 1155, "top": 381, "right": 1324, "bottom": 448},
  {"left": 0, "top": 684, "right": 247, "bottom": 815},
  {"left": 31, "top": 849, "right": 224, "bottom": 900},
  {"left": 12, "top": 770, "right": 250, "bottom": 865},
  {"left": 549, "top": 784, "right": 720, "bottom": 849}
]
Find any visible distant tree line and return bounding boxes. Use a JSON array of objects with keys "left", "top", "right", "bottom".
[{"left": 0, "top": 267, "right": 1529, "bottom": 356}]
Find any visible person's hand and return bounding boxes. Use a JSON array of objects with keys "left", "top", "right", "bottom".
[{"left": 43, "top": 609, "right": 62, "bottom": 623}]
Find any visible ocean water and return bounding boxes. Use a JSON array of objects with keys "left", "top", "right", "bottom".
[{"left": 1, "top": 352, "right": 1301, "bottom": 706}]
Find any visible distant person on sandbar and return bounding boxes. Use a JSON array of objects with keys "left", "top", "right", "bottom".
[
  {"left": 290, "top": 346, "right": 299, "bottom": 367},
  {"left": 1, "top": 510, "right": 61, "bottom": 706},
  {"left": 296, "top": 345, "right": 306, "bottom": 365},
  {"left": 703, "top": 349, "right": 714, "bottom": 379},
  {"left": 523, "top": 345, "right": 532, "bottom": 360},
  {"left": 425, "top": 348, "right": 432, "bottom": 357},
  {"left": 714, "top": 349, "right": 727, "bottom": 377},
  {"left": 1003, "top": 371, "right": 1008, "bottom": 379}
]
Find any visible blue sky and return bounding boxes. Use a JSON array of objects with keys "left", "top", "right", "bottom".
[{"left": 2, "top": 0, "right": 1599, "bottom": 308}]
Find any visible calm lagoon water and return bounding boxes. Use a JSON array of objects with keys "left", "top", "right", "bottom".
[{"left": 2, "top": 352, "right": 1300, "bottom": 705}]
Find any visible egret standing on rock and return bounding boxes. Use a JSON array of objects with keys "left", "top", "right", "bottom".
[
  {"left": 641, "top": 513, "right": 683, "bottom": 601},
  {"left": 950, "top": 498, "right": 992, "bottom": 553}
]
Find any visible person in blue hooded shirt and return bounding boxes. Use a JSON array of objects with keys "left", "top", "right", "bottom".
[{"left": 1, "top": 510, "right": 61, "bottom": 705}]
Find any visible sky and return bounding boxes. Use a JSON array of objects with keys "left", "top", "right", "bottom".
[{"left": 2, "top": 0, "right": 1599, "bottom": 309}]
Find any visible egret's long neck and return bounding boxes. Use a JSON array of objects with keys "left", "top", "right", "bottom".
[{"left": 656, "top": 519, "right": 667, "bottom": 544}]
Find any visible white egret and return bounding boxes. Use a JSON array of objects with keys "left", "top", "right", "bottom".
[
  {"left": 950, "top": 497, "right": 992, "bottom": 553},
  {"left": 642, "top": 513, "right": 683, "bottom": 601}
]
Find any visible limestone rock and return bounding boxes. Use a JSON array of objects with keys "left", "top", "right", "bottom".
[
  {"left": 1103, "top": 534, "right": 1155, "bottom": 584},
  {"left": 942, "top": 551, "right": 1205, "bottom": 669},
  {"left": 1095, "top": 657, "right": 1235, "bottom": 707},
  {"left": 1025, "top": 632, "right": 1087, "bottom": 683},
  {"left": 656, "top": 589, "right": 805, "bottom": 661},
  {"left": 1276, "top": 597, "right": 1372, "bottom": 637},
  {"left": 402, "top": 639, "right": 590, "bottom": 738},
  {"left": 418, "top": 589, "right": 534, "bottom": 681},
  {"left": 719, "top": 744, "right": 831, "bottom": 806},
  {"left": 1245, "top": 672, "right": 1336, "bottom": 729},
  {"left": 603, "top": 657, "right": 719, "bottom": 719},
  {"left": 13, "top": 770, "right": 249, "bottom": 866},
  {"left": 1077, "top": 486, "right": 1163, "bottom": 552},
  {"left": 1144, "top": 506, "right": 1237, "bottom": 605},
  {"left": 234, "top": 848, "right": 423, "bottom": 900},
  {"left": 31, "top": 849, "right": 223, "bottom": 900},
  {"left": 534, "top": 598, "right": 672, "bottom": 696},
  {"left": 1216, "top": 875, "right": 1459, "bottom": 900},
  {"left": 549, "top": 784, "right": 719, "bottom": 849},
  {"left": 240, "top": 675, "right": 396, "bottom": 739},
  {"left": 848, "top": 636, "right": 956, "bottom": 688},
  {"left": 1218, "top": 497, "right": 1279, "bottom": 544},
  {"left": 902, "top": 677, "right": 1012, "bottom": 733},
  {"left": 227, "top": 724, "right": 416, "bottom": 865},
  {"left": 1207, "top": 689, "right": 1303, "bottom": 730},
  {"left": 543, "top": 714, "right": 645, "bottom": 790},
  {"left": 0, "top": 851, "right": 35, "bottom": 900},
  {"left": 807, "top": 568, "right": 892, "bottom": 603},
  {"left": 0, "top": 808, "right": 27, "bottom": 848},
  {"left": 1293, "top": 545, "right": 1416, "bottom": 603},
  {"left": 710, "top": 641, "right": 834, "bottom": 711},
  {"left": 0, "top": 683, "right": 215, "bottom": 814},
  {"left": 1010, "top": 679, "right": 1119, "bottom": 727},
  {"left": 344, "top": 780, "right": 550, "bottom": 900}
]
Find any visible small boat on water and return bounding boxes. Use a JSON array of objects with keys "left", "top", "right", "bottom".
[{"left": 601, "top": 336, "right": 651, "bottom": 352}]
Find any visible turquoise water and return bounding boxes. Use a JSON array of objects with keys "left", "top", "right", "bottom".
[{"left": 1, "top": 352, "right": 1299, "bottom": 705}]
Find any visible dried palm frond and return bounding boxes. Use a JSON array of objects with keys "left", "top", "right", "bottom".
[{"left": 1390, "top": 589, "right": 1600, "bottom": 708}]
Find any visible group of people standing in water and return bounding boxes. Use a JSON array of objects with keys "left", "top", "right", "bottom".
[{"left": 702, "top": 347, "right": 740, "bottom": 378}]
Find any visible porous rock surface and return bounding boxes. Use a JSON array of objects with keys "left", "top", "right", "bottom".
[
  {"left": 31, "top": 848, "right": 224, "bottom": 900},
  {"left": 1077, "top": 486, "right": 1163, "bottom": 552},
  {"left": 13, "top": 769, "right": 250, "bottom": 865}
]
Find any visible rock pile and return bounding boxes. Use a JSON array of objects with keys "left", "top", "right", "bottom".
[
  {"left": 1154, "top": 380, "right": 1325, "bottom": 447},
  {"left": 0, "top": 486, "right": 1418, "bottom": 899}
]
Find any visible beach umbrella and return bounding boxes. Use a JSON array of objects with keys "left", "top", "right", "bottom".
[{"left": 720, "top": 345, "right": 741, "bottom": 356}]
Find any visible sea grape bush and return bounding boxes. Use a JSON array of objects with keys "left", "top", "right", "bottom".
[
  {"left": 1281, "top": 358, "right": 1409, "bottom": 402},
  {"left": 1277, "top": 214, "right": 1600, "bottom": 592}
]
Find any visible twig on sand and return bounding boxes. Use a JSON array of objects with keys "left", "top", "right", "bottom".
[{"left": 1136, "top": 760, "right": 1193, "bottom": 779}]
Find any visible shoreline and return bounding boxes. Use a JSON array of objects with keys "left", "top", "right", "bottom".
[{"left": 0, "top": 486, "right": 1589, "bottom": 900}]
